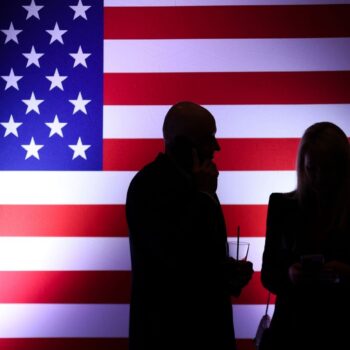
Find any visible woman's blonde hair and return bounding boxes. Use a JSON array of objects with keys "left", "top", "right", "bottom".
[{"left": 296, "top": 122, "right": 350, "bottom": 230}]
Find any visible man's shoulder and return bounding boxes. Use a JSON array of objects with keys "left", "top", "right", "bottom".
[
  {"left": 133, "top": 153, "right": 168, "bottom": 180},
  {"left": 128, "top": 153, "right": 180, "bottom": 196},
  {"left": 128, "top": 154, "right": 162, "bottom": 185}
]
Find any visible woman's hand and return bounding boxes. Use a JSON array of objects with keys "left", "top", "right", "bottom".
[
  {"left": 289, "top": 260, "right": 350, "bottom": 285},
  {"left": 322, "top": 260, "right": 350, "bottom": 284},
  {"left": 288, "top": 262, "right": 304, "bottom": 285}
]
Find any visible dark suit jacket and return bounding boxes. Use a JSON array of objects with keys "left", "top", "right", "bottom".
[
  {"left": 126, "top": 153, "right": 236, "bottom": 350},
  {"left": 261, "top": 192, "right": 350, "bottom": 350}
]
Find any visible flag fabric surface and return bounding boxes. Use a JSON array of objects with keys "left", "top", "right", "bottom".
[{"left": 0, "top": 0, "right": 350, "bottom": 349}]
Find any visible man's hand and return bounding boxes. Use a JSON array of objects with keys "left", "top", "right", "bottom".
[
  {"left": 225, "top": 258, "right": 254, "bottom": 296},
  {"left": 192, "top": 149, "right": 218, "bottom": 194}
]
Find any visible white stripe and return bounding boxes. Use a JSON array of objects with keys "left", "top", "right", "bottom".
[
  {"left": 0, "top": 303, "right": 274, "bottom": 338},
  {"left": 218, "top": 171, "right": 296, "bottom": 205},
  {"left": 105, "top": 0, "right": 350, "bottom": 6},
  {"left": 103, "top": 104, "right": 350, "bottom": 139},
  {"left": 0, "top": 237, "right": 131, "bottom": 271},
  {"left": 0, "top": 237, "right": 264, "bottom": 271},
  {"left": 0, "top": 171, "right": 295, "bottom": 204},
  {"left": 233, "top": 305, "right": 275, "bottom": 339},
  {"left": 104, "top": 38, "right": 350, "bottom": 73},
  {"left": 0, "top": 304, "right": 129, "bottom": 337},
  {"left": 0, "top": 171, "right": 132, "bottom": 205}
]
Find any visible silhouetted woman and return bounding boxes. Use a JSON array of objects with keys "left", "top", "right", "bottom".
[{"left": 261, "top": 122, "right": 350, "bottom": 350}]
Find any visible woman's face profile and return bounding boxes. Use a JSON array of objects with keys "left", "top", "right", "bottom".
[{"left": 304, "top": 150, "right": 344, "bottom": 195}]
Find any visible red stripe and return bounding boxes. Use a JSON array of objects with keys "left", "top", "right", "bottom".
[
  {"left": 103, "top": 139, "right": 162, "bottom": 171},
  {"left": 103, "top": 138, "right": 299, "bottom": 171},
  {"left": 236, "top": 339, "right": 256, "bottom": 350},
  {"left": 0, "top": 271, "right": 271, "bottom": 304},
  {"left": 0, "top": 205, "right": 127, "bottom": 237},
  {"left": 237, "top": 340, "right": 259, "bottom": 350},
  {"left": 104, "top": 5, "right": 350, "bottom": 39},
  {"left": 0, "top": 339, "right": 255, "bottom": 350},
  {"left": 0, "top": 339, "right": 128, "bottom": 350},
  {"left": 0, "top": 271, "right": 131, "bottom": 303},
  {"left": 0, "top": 204, "right": 267, "bottom": 237},
  {"left": 104, "top": 72, "right": 350, "bottom": 105},
  {"left": 217, "top": 138, "right": 299, "bottom": 170},
  {"left": 222, "top": 205, "right": 267, "bottom": 238}
]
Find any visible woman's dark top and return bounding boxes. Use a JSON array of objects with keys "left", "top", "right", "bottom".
[{"left": 261, "top": 191, "right": 350, "bottom": 350}]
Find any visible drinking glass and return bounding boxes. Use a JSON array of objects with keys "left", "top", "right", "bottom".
[{"left": 227, "top": 241, "right": 250, "bottom": 261}]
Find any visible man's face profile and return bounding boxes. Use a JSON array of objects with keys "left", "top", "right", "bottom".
[{"left": 163, "top": 101, "right": 221, "bottom": 163}]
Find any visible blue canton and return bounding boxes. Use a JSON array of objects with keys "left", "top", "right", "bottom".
[{"left": 0, "top": 0, "right": 103, "bottom": 170}]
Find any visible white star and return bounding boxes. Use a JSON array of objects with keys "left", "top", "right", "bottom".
[
  {"left": 23, "top": 0, "right": 44, "bottom": 20},
  {"left": 69, "top": 92, "right": 91, "bottom": 114},
  {"left": 1, "top": 68, "right": 23, "bottom": 90},
  {"left": 69, "top": 46, "right": 91, "bottom": 68},
  {"left": 46, "top": 68, "right": 67, "bottom": 91},
  {"left": 46, "top": 22, "right": 67, "bottom": 44},
  {"left": 22, "top": 137, "right": 44, "bottom": 160},
  {"left": 1, "top": 22, "right": 22, "bottom": 44},
  {"left": 22, "top": 92, "right": 44, "bottom": 114},
  {"left": 69, "top": 137, "right": 91, "bottom": 160},
  {"left": 45, "top": 115, "right": 67, "bottom": 137},
  {"left": 70, "top": 0, "right": 91, "bottom": 20},
  {"left": 1, "top": 115, "right": 22, "bottom": 137},
  {"left": 23, "top": 46, "right": 44, "bottom": 67}
]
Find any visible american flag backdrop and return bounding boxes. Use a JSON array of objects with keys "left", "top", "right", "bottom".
[{"left": 0, "top": 0, "right": 350, "bottom": 349}]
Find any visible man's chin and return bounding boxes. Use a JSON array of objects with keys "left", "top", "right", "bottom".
[{"left": 200, "top": 157, "right": 214, "bottom": 163}]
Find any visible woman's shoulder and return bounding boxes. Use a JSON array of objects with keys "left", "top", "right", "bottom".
[
  {"left": 269, "top": 190, "right": 298, "bottom": 207},
  {"left": 267, "top": 191, "right": 300, "bottom": 225}
]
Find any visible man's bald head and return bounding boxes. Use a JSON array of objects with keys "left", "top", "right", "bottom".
[
  {"left": 163, "top": 101, "right": 215, "bottom": 144},
  {"left": 163, "top": 101, "right": 220, "bottom": 162}
]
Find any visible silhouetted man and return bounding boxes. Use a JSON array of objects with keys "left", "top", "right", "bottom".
[{"left": 126, "top": 101, "right": 253, "bottom": 350}]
